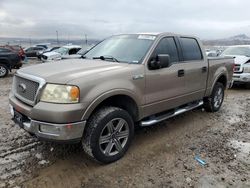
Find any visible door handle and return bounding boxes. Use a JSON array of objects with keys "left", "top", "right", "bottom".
[
  {"left": 178, "top": 69, "right": 185, "bottom": 77},
  {"left": 202, "top": 66, "right": 207, "bottom": 73}
]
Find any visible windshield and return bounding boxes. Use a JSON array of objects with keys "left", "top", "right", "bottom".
[
  {"left": 54, "top": 47, "right": 68, "bottom": 55},
  {"left": 221, "top": 47, "right": 250, "bottom": 57},
  {"left": 84, "top": 34, "right": 156, "bottom": 63}
]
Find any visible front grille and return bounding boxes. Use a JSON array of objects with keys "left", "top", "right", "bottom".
[
  {"left": 234, "top": 64, "right": 242, "bottom": 73},
  {"left": 14, "top": 75, "right": 40, "bottom": 105}
]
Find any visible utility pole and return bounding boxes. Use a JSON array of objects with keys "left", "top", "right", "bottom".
[
  {"left": 85, "top": 34, "right": 88, "bottom": 46},
  {"left": 29, "top": 37, "right": 31, "bottom": 47},
  {"left": 56, "top": 30, "right": 59, "bottom": 45}
]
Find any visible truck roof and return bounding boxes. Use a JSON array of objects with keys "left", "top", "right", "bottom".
[{"left": 126, "top": 32, "right": 199, "bottom": 39}]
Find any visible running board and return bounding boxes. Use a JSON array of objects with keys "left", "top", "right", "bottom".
[{"left": 140, "top": 101, "right": 204, "bottom": 127}]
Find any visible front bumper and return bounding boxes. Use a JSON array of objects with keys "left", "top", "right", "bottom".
[
  {"left": 232, "top": 73, "right": 250, "bottom": 83},
  {"left": 9, "top": 91, "right": 88, "bottom": 142},
  {"left": 10, "top": 104, "right": 86, "bottom": 142}
]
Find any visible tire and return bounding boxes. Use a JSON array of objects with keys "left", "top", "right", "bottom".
[
  {"left": 245, "top": 83, "right": 250, "bottom": 89},
  {"left": 0, "top": 64, "right": 9, "bottom": 78},
  {"left": 203, "top": 82, "right": 225, "bottom": 112},
  {"left": 82, "top": 106, "right": 134, "bottom": 164}
]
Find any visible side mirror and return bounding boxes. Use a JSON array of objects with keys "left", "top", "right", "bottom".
[{"left": 149, "top": 54, "right": 171, "bottom": 70}]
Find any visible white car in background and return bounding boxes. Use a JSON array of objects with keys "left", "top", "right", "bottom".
[
  {"left": 221, "top": 45, "right": 250, "bottom": 86},
  {"left": 41, "top": 45, "right": 81, "bottom": 62}
]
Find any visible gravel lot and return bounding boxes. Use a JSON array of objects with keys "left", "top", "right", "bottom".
[{"left": 0, "top": 60, "right": 249, "bottom": 188}]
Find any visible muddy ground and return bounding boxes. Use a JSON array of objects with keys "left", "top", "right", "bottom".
[{"left": 0, "top": 60, "right": 249, "bottom": 188}]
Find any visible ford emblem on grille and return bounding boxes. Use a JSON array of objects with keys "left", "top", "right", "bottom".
[{"left": 18, "top": 83, "right": 27, "bottom": 93}]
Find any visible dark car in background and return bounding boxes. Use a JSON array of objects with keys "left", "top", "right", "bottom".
[
  {"left": 0, "top": 45, "right": 25, "bottom": 60},
  {"left": 25, "top": 46, "right": 45, "bottom": 58},
  {"left": 0, "top": 47, "right": 22, "bottom": 78},
  {"left": 35, "top": 43, "right": 51, "bottom": 49}
]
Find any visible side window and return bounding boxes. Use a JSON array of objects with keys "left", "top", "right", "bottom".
[
  {"left": 26, "top": 47, "right": 33, "bottom": 52},
  {"left": 69, "top": 48, "right": 79, "bottom": 55},
  {"left": 0, "top": 48, "right": 11, "bottom": 53},
  {"left": 180, "top": 38, "right": 203, "bottom": 61},
  {"left": 34, "top": 47, "right": 43, "bottom": 50},
  {"left": 152, "top": 37, "right": 179, "bottom": 63}
]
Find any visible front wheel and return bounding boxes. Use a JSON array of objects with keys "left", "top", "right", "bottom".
[
  {"left": 0, "top": 64, "right": 9, "bottom": 78},
  {"left": 203, "top": 82, "right": 225, "bottom": 112},
  {"left": 82, "top": 107, "right": 134, "bottom": 164}
]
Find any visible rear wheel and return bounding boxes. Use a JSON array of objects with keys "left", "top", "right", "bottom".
[
  {"left": 0, "top": 64, "right": 9, "bottom": 78},
  {"left": 82, "top": 106, "right": 134, "bottom": 163},
  {"left": 203, "top": 82, "right": 225, "bottom": 112}
]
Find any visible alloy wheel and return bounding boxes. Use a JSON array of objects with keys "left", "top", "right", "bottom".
[{"left": 99, "top": 118, "right": 129, "bottom": 156}]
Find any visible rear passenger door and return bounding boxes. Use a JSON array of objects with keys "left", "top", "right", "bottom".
[{"left": 178, "top": 37, "right": 207, "bottom": 99}]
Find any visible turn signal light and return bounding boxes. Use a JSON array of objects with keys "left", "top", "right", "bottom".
[{"left": 70, "top": 86, "right": 80, "bottom": 102}]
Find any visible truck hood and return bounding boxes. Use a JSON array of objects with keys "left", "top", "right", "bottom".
[
  {"left": 224, "top": 55, "right": 250, "bottom": 65},
  {"left": 17, "top": 59, "right": 128, "bottom": 83}
]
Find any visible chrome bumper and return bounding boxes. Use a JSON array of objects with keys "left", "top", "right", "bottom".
[
  {"left": 10, "top": 105, "right": 86, "bottom": 141},
  {"left": 232, "top": 73, "right": 250, "bottom": 83},
  {"left": 23, "top": 120, "right": 86, "bottom": 141}
]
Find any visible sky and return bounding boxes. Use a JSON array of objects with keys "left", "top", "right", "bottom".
[{"left": 0, "top": 0, "right": 250, "bottom": 40}]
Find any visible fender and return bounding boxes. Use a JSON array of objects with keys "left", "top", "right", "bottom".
[
  {"left": 81, "top": 89, "right": 142, "bottom": 121},
  {"left": 210, "top": 72, "right": 228, "bottom": 95}
]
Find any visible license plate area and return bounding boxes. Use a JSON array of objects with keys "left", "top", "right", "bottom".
[{"left": 13, "top": 110, "right": 24, "bottom": 128}]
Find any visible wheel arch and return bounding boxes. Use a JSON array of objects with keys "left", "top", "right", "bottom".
[
  {"left": 213, "top": 74, "right": 227, "bottom": 89},
  {"left": 82, "top": 90, "right": 142, "bottom": 122},
  {"left": 205, "top": 73, "right": 227, "bottom": 97}
]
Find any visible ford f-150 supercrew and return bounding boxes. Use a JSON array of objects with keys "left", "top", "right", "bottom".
[{"left": 9, "top": 33, "right": 234, "bottom": 163}]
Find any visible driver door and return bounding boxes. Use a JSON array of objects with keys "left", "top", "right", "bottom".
[{"left": 144, "top": 37, "right": 186, "bottom": 116}]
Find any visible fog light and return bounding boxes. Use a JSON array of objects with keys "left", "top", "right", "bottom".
[{"left": 39, "top": 124, "right": 60, "bottom": 134}]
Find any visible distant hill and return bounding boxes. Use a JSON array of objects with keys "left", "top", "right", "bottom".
[
  {"left": 0, "top": 37, "right": 100, "bottom": 48},
  {"left": 203, "top": 34, "right": 250, "bottom": 46}
]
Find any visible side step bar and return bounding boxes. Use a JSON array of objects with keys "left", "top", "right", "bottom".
[{"left": 140, "top": 101, "right": 204, "bottom": 127}]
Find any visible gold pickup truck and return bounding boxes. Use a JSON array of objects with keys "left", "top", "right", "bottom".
[{"left": 9, "top": 33, "right": 234, "bottom": 163}]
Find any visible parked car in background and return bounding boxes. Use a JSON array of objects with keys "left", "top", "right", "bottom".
[
  {"left": 41, "top": 45, "right": 81, "bottom": 62},
  {"left": 220, "top": 45, "right": 250, "bottom": 86},
  {"left": 9, "top": 33, "right": 234, "bottom": 163},
  {"left": 206, "top": 50, "right": 219, "bottom": 57},
  {"left": 25, "top": 46, "right": 46, "bottom": 58},
  {"left": 37, "top": 46, "right": 60, "bottom": 60},
  {"left": 59, "top": 46, "right": 93, "bottom": 60},
  {"left": 0, "top": 47, "right": 22, "bottom": 77},
  {"left": 35, "top": 43, "right": 51, "bottom": 49},
  {"left": 0, "top": 45, "right": 25, "bottom": 60}
]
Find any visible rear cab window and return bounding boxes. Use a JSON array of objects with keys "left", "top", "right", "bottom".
[{"left": 179, "top": 37, "right": 203, "bottom": 61}]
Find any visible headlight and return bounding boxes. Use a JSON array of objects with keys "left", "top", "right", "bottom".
[
  {"left": 40, "top": 84, "right": 80, "bottom": 103},
  {"left": 243, "top": 66, "right": 250, "bottom": 73}
]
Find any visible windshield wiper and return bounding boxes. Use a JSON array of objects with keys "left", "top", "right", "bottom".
[{"left": 92, "top": 55, "right": 119, "bottom": 62}]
